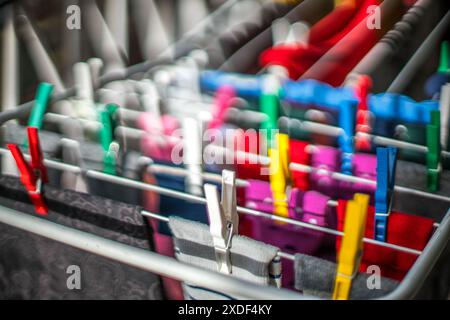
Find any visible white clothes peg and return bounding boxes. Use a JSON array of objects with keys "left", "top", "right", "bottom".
[
  {"left": 183, "top": 117, "right": 203, "bottom": 196},
  {"left": 204, "top": 169, "right": 238, "bottom": 274},
  {"left": 440, "top": 83, "right": 450, "bottom": 150},
  {"left": 60, "top": 139, "right": 88, "bottom": 193}
]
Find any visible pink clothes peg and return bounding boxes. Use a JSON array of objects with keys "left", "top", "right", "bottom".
[
  {"left": 208, "top": 85, "right": 236, "bottom": 130},
  {"left": 310, "top": 145, "right": 340, "bottom": 198},
  {"left": 338, "top": 152, "right": 377, "bottom": 200},
  {"left": 352, "top": 152, "right": 377, "bottom": 193},
  {"left": 138, "top": 113, "right": 180, "bottom": 162}
]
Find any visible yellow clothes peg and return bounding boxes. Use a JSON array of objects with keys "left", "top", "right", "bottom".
[
  {"left": 332, "top": 193, "right": 369, "bottom": 300},
  {"left": 269, "top": 133, "right": 290, "bottom": 218}
]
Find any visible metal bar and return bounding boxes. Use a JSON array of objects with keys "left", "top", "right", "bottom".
[{"left": 387, "top": 10, "right": 450, "bottom": 93}]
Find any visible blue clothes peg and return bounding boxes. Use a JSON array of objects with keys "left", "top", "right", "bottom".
[
  {"left": 200, "top": 70, "right": 440, "bottom": 125},
  {"left": 338, "top": 101, "right": 356, "bottom": 175},
  {"left": 200, "top": 70, "right": 262, "bottom": 97},
  {"left": 374, "top": 146, "right": 398, "bottom": 242}
]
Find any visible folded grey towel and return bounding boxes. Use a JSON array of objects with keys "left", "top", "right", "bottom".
[
  {"left": 294, "top": 253, "right": 398, "bottom": 299},
  {"left": 169, "top": 216, "right": 281, "bottom": 300}
]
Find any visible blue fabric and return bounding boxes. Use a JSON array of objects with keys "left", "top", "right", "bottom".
[{"left": 153, "top": 162, "right": 208, "bottom": 235}]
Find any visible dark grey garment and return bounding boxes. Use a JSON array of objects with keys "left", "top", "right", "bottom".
[
  {"left": 294, "top": 254, "right": 398, "bottom": 299},
  {"left": 0, "top": 175, "right": 163, "bottom": 299}
]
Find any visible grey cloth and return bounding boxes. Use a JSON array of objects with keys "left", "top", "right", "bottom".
[
  {"left": 169, "top": 216, "right": 281, "bottom": 300},
  {"left": 294, "top": 254, "right": 398, "bottom": 300},
  {"left": 0, "top": 174, "right": 163, "bottom": 299},
  {"left": 394, "top": 159, "right": 450, "bottom": 221}
]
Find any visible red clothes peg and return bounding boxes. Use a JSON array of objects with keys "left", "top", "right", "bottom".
[
  {"left": 354, "top": 75, "right": 373, "bottom": 151},
  {"left": 7, "top": 127, "right": 49, "bottom": 215}
]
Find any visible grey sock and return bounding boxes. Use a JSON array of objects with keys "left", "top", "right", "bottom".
[
  {"left": 295, "top": 253, "right": 398, "bottom": 299},
  {"left": 169, "top": 216, "right": 282, "bottom": 300}
]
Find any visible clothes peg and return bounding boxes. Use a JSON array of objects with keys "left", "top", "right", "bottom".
[
  {"left": 208, "top": 85, "right": 236, "bottom": 130},
  {"left": 333, "top": 193, "right": 369, "bottom": 300},
  {"left": 60, "top": 138, "right": 88, "bottom": 193},
  {"left": 27, "top": 82, "right": 54, "bottom": 129},
  {"left": 354, "top": 75, "right": 373, "bottom": 152},
  {"left": 98, "top": 104, "right": 119, "bottom": 174},
  {"left": 7, "top": 127, "right": 48, "bottom": 215},
  {"left": 272, "top": 18, "right": 309, "bottom": 48},
  {"left": 183, "top": 117, "right": 203, "bottom": 196},
  {"left": 425, "top": 41, "right": 450, "bottom": 98},
  {"left": 374, "top": 146, "right": 398, "bottom": 242},
  {"left": 269, "top": 133, "right": 290, "bottom": 218},
  {"left": 73, "top": 62, "right": 97, "bottom": 120},
  {"left": 426, "top": 110, "right": 441, "bottom": 192},
  {"left": 338, "top": 100, "right": 356, "bottom": 175},
  {"left": 440, "top": 84, "right": 450, "bottom": 150},
  {"left": 204, "top": 170, "right": 238, "bottom": 274},
  {"left": 260, "top": 75, "right": 281, "bottom": 149}
]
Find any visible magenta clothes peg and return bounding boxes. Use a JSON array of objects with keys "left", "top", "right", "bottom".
[
  {"left": 288, "top": 189, "right": 329, "bottom": 226},
  {"left": 208, "top": 85, "right": 236, "bottom": 130},
  {"left": 352, "top": 153, "right": 377, "bottom": 192},
  {"left": 244, "top": 179, "right": 274, "bottom": 213},
  {"left": 138, "top": 112, "right": 180, "bottom": 162},
  {"left": 337, "top": 152, "right": 377, "bottom": 199},
  {"left": 310, "top": 145, "right": 340, "bottom": 198},
  {"left": 243, "top": 180, "right": 335, "bottom": 288}
]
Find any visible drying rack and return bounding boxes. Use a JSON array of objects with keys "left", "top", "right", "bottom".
[{"left": 0, "top": 0, "right": 449, "bottom": 300}]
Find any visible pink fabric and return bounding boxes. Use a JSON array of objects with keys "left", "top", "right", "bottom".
[{"left": 143, "top": 172, "right": 184, "bottom": 300}]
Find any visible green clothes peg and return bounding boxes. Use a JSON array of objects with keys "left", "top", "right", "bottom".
[
  {"left": 260, "top": 76, "right": 281, "bottom": 149},
  {"left": 98, "top": 104, "right": 119, "bottom": 174},
  {"left": 426, "top": 110, "right": 441, "bottom": 192},
  {"left": 438, "top": 41, "right": 449, "bottom": 74},
  {"left": 28, "top": 82, "right": 54, "bottom": 129}
]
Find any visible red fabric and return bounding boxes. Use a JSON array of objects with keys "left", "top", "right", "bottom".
[
  {"left": 289, "top": 139, "right": 310, "bottom": 191},
  {"left": 336, "top": 200, "right": 435, "bottom": 281},
  {"left": 259, "top": 0, "right": 382, "bottom": 82}
]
